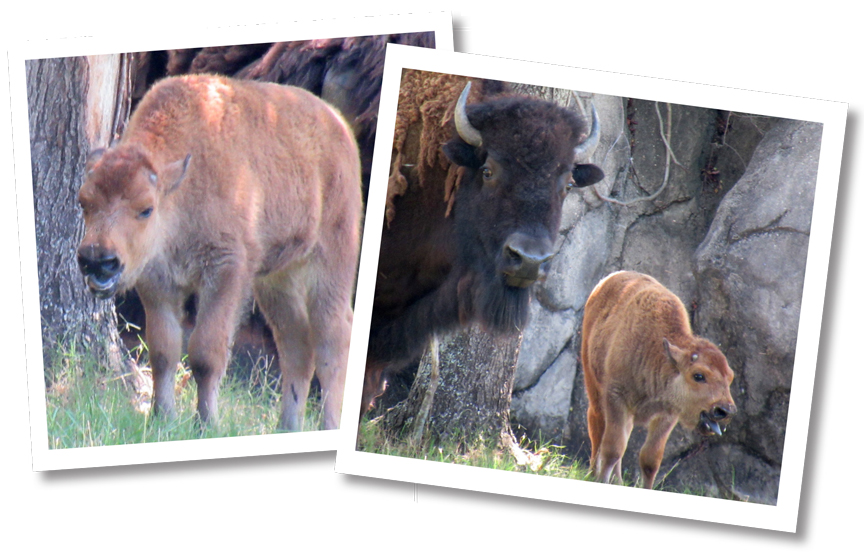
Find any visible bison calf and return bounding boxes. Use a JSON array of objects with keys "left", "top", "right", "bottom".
[
  {"left": 581, "top": 271, "right": 736, "bottom": 489},
  {"left": 77, "top": 74, "right": 361, "bottom": 430}
]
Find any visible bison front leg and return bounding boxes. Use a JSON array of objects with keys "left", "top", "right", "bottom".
[
  {"left": 139, "top": 292, "right": 183, "bottom": 420},
  {"left": 361, "top": 362, "right": 387, "bottom": 419},
  {"left": 639, "top": 414, "right": 678, "bottom": 490},
  {"left": 187, "top": 268, "right": 249, "bottom": 425}
]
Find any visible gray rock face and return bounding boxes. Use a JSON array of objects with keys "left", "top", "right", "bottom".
[
  {"left": 693, "top": 119, "right": 822, "bottom": 485},
  {"left": 509, "top": 95, "right": 821, "bottom": 504},
  {"left": 513, "top": 299, "right": 576, "bottom": 391},
  {"left": 512, "top": 344, "right": 578, "bottom": 441}
]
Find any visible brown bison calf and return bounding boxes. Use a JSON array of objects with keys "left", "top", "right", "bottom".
[
  {"left": 581, "top": 271, "right": 736, "bottom": 489},
  {"left": 76, "top": 74, "right": 361, "bottom": 430}
]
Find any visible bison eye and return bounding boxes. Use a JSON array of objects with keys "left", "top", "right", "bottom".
[
  {"left": 693, "top": 373, "right": 706, "bottom": 383},
  {"left": 138, "top": 207, "right": 154, "bottom": 219},
  {"left": 481, "top": 166, "right": 493, "bottom": 180}
]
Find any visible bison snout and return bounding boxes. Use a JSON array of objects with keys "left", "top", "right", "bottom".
[
  {"left": 711, "top": 402, "right": 737, "bottom": 421},
  {"left": 77, "top": 246, "right": 124, "bottom": 298},
  {"left": 501, "top": 233, "right": 554, "bottom": 288},
  {"left": 698, "top": 402, "right": 737, "bottom": 437}
]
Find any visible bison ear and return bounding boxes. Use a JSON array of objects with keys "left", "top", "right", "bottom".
[
  {"left": 571, "top": 163, "right": 604, "bottom": 188},
  {"left": 663, "top": 338, "right": 687, "bottom": 372},
  {"left": 442, "top": 140, "right": 483, "bottom": 169},
  {"left": 162, "top": 154, "right": 191, "bottom": 194},
  {"left": 85, "top": 149, "right": 106, "bottom": 174}
]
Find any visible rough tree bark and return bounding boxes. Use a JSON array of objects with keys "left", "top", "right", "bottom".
[
  {"left": 26, "top": 54, "right": 134, "bottom": 378},
  {"left": 380, "top": 327, "right": 521, "bottom": 448}
]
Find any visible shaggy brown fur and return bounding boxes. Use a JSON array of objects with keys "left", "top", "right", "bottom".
[
  {"left": 581, "top": 271, "right": 737, "bottom": 489},
  {"left": 388, "top": 71, "right": 468, "bottom": 223},
  {"left": 77, "top": 74, "right": 362, "bottom": 430}
]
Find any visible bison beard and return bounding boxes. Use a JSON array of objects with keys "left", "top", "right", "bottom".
[{"left": 469, "top": 275, "right": 532, "bottom": 335}]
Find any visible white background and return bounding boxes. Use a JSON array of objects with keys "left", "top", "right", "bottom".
[{"left": 1, "top": 1, "right": 858, "bottom": 553}]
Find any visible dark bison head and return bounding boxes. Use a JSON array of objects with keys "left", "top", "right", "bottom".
[{"left": 442, "top": 83, "right": 605, "bottom": 334}]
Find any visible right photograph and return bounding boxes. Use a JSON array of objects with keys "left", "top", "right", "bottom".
[{"left": 356, "top": 66, "right": 823, "bottom": 506}]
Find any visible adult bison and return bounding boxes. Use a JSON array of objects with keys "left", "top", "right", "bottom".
[
  {"left": 361, "top": 74, "right": 605, "bottom": 414},
  {"left": 77, "top": 74, "right": 361, "bottom": 430},
  {"left": 581, "top": 271, "right": 737, "bottom": 489}
]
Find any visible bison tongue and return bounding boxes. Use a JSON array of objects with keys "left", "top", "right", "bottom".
[{"left": 699, "top": 411, "right": 723, "bottom": 436}]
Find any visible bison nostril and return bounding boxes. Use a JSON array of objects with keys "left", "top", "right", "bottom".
[
  {"left": 503, "top": 242, "right": 553, "bottom": 268},
  {"left": 713, "top": 407, "right": 728, "bottom": 420},
  {"left": 505, "top": 246, "right": 522, "bottom": 264}
]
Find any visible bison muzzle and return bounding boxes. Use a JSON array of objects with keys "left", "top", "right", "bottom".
[
  {"left": 77, "top": 74, "right": 362, "bottom": 431},
  {"left": 581, "top": 271, "right": 737, "bottom": 489}
]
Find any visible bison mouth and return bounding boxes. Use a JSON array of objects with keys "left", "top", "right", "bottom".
[
  {"left": 697, "top": 410, "right": 726, "bottom": 437},
  {"left": 84, "top": 272, "right": 121, "bottom": 299},
  {"left": 503, "top": 271, "right": 541, "bottom": 289},
  {"left": 78, "top": 250, "right": 124, "bottom": 299}
]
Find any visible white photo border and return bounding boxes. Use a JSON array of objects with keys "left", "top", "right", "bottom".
[
  {"left": 335, "top": 43, "right": 848, "bottom": 533},
  {"left": 10, "top": 12, "right": 454, "bottom": 472}
]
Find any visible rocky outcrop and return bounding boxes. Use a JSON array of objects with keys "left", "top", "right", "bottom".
[{"left": 510, "top": 95, "right": 821, "bottom": 504}]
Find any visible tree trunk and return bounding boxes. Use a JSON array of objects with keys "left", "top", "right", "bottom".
[
  {"left": 26, "top": 55, "right": 134, "bottom": 378},
  {"left": 380, "top": 326, "right": 521, "bottom": 448}
]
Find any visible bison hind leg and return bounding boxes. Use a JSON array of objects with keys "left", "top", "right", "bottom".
[
  {"left": 310, "top": 305, "right": 352, "bottom": 430},
  {"left": 581, "top": 348, "right": 608, "bottom": 479},
  {"left": 304, "top": 245, "right": 357, "bottom": 431},
  {"left": 254, "top": 278, "right": 317, "bottom": 432},
  {"left": 586, "top": 403, "right": 605, "bottom": 470},
  {"left": 595, "top": 403, "right": 634, "bottom": 485}
]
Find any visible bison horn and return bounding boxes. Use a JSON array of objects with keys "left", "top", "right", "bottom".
[
  {"left": 573, "top": 103, "right": 601, "bottom": 163},
  {"left": 455, "top": 82, "right": 483, "bottom": 147}
]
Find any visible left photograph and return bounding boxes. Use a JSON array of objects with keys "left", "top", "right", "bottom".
[{"left": 11, "top": 13, "right": 452, "bottom": 470}]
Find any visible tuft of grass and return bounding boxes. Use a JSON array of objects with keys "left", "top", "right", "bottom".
[
  {"left": 358, "top": 418, "right": 741, "bottom": 499},
  {"left": 45, "top": 341, "right": 324, "bottom": 449},
  {"left": 357, "top": 417, "right": 594, "bottom": 480}
]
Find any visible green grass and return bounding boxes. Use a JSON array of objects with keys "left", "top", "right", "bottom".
[
  {"left": 45, "top": 341, "right": 324, "bottom": 449},
  {"left": 357, "top": 417, "right": 594, "bottom": 480},
  {"left": 357, "top": 418, "right": 739, "bottom": 499}
]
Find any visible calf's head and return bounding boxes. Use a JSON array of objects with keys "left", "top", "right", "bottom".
[
  {"left": 442, "top": 83, "right": 604, "bottom": 333},
  {"left": 77, "top": 145, "right": 190, "bottom": 298},
  {"left": 664, "top": 338, "right": 737, "bottom": 436}
]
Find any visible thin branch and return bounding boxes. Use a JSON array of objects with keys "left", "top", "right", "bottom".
[
  {"left": 656, "top": 102, "right": 683, "bottom": 167},
  {"left": 592, "top": 101, "right": 680, "bottom": 207}
]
